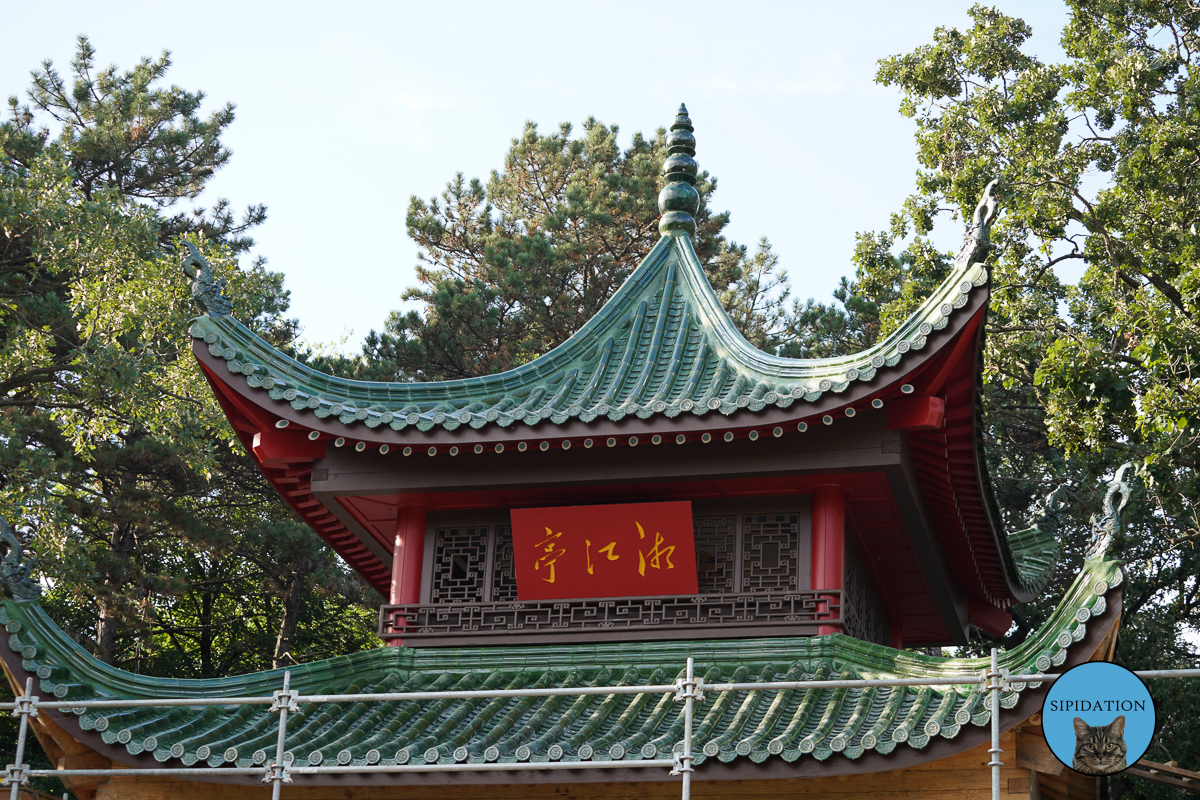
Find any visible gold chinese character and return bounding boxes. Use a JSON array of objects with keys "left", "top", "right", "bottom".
[
  {"left": 636, "top": 521, "right": 675, "bottom": 576},
  {"left": 585, "top": 539, "right": 620, "bottom": 575},
  {"left": 535, "top": 528, "right": 566, "bottom": 583}
]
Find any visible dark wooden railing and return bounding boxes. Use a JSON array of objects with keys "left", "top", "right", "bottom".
[{"left": 379, "top": 590, "right": 842, "bottom": 646}]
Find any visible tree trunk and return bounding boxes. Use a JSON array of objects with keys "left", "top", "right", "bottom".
[
  {"left": 95, "top": 521, "right": 136, "bottom": 665},
  {"left": 199, "top": 579, "right": 215, "bottom": 678},
  {"left": 273, "top": 581, "right": 304, "bottom": 668}
]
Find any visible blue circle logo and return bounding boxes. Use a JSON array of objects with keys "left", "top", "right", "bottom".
[{"left": 1042, "top": 662, "right": 1154, "bottom": 775}]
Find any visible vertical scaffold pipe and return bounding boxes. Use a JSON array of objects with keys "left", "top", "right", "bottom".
[
  {"left": 271, "top": 670, "right": 293, "bottom": 800},
  {"left": 6, "top": 677, "right": 33, "bottom": 800},
  {"left": 682, "top": 656, "right": 695, "bottom": 800},
  {"left": 989, "top": 648, "right": 1001, "bottom": 800}
]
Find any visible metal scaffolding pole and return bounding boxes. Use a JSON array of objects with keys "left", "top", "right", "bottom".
[
  {"left": 5, "top": 679, "right": 33, "bottom": 800},
  {"left": 988, "top": 647, "right": 1003, "bottom": 800},
  {"left": 267, "top": 670, "right": 295, "bottom": 800},
  {"left": 672, "top": 656, "right": 699, "bottom": 800},
  {"left": 5, "top": 661, "right": 1199, "bottom": 800}
]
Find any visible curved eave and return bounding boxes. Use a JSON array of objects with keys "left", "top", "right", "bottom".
[
  {"left": 190, "top": 232, "right": 992, "bottom": 439},
  {"left": 199, "top": 368, "right": 394, "bottom": 595},
  {"left": 194, "top": 214, "right": 1052, "bottom": 607},
  {"left": 898, "top": 312, "right": 1054, "bottom": 607},
  {"left": 0, "top": 551, "right": 1122, "bottom": 786},
  {"left": 203, "top": 290, "right": 1041, "bottom": 607}
]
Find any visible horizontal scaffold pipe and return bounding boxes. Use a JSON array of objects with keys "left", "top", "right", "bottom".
[
  {"left": 4, "top": 669, "right": 1200, "bottom": 712},
  {"left": 29, "top": 760, "right": 679, "bottom": 779},
  {"left": 1015, "top": 669, "right": 1200, "bottom": 683},
  {"left": 0, "top": 683, "right": 681, "bottom": 711}
]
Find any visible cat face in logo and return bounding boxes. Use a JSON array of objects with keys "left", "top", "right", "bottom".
[{"left": 1072, "top": 715, "right": 1127, "bottom": 775}]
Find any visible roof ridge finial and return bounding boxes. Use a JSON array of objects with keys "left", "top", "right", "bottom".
[{"left": 658, "top": 103, "right": 699, "bottom": 238}]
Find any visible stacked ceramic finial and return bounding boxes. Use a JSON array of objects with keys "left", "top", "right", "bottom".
[{"left": 658, "top": 104, "right": 699, "bottom": 238}]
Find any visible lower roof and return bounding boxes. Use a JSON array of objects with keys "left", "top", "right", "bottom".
[{"left": 0, "top": 544, "right": 1120, "bottom": 785}]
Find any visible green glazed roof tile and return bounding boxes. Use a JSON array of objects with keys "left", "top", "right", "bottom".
[
  {"left": 186, "top": 187, "right": 1001, "bottom": 436},
  {"left": 1, "top": 543, "right": 1120, "bottom": 774}
]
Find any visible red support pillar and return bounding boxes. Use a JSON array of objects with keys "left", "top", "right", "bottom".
[
  {"left": 388, "top": 504, "right": 427, "bottom": 647},
  {"left": 811, "top": 486, "right": 845, "bottom": 636}
]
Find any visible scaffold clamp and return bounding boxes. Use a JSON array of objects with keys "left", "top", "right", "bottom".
[
  {"left": 674, "top": 676, "right": 704, "bottom": 704},
  {"left": 3, "top": 763, "right": 29, "bottom": 787},
  {"left": 979, "top": 666, "right": 1009, "bottom": 691},
  {"left": 262, "top": 759, "right": 292, "bottom": 785},
  {"left": 270, "top": 688, "right": 299, "bottom": 713},
  {"left": 10, "top": 692, "right": 37, "bottom": 719}
]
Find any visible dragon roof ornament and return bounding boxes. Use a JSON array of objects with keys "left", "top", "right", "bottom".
[
  {"left": 1087, "top": 463, "right": 1134, "bottom": 560},
  {"left": 181, "top": 241, "right": 232, "bottom": 317},
  {"left": 961, "top": 178, "right": 1000, "bottom": 260},
  {"left": 0, "top": 519, "right": 40, "bottom": 603}
]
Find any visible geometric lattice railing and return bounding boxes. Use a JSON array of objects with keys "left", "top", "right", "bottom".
[{"left": 379, "top": 590, "right": 841, "bottom": 646}]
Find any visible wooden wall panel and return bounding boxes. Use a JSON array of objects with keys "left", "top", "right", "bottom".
[{"left": 86, "top": 733, "right": 1061, "bottom": 800}]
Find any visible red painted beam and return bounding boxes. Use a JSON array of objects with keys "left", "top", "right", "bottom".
[
  {"left": 390, "top": 505, "right": 427, "bottom": 607},
  {"left": 388, "top": 505, "right": 427, "bottom": 647},
  {"left": 887, "top": 396, "right": 946, "bottom": 431},
  {"left": 968, "top": 597, "right": 1013, "bottom": 637},
  {"left": 251, "top": 428, "right": 325, "bottom": 467}
]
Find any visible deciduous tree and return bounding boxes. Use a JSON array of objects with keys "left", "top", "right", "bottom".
[{"left": 830, "top": 2, "right": 1200, "bottom": 785}]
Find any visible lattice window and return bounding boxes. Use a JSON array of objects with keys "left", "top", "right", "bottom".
[
  {"left": 431, "top": 528, "right": 487, "bottom": 603},
  {"left": 693, "top": 516, "right": 736, "bottom": 595},
  {"left": 843, "top": 541, "right": 889, "bottom": 646},
  {"left": 491, "top": 526, "right": 518, "bottom": 602},
  {"left": 742, "top": 514, "right": 799, "bottom": 592}
]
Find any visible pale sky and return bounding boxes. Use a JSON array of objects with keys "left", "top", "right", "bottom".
[{"left": 3, "top": 1, "right": 1074, "bottom": 347}]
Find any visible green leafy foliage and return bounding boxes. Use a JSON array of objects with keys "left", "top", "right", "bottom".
[
  {"left": 0, "top": 37, "right": 379, "bottom": 690},
  {"left": 835, "top": 3, "right": 1200, "bottom": 790}
]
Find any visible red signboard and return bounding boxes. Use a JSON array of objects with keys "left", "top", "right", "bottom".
[{"left": 510, "top": 501, "right": 698, "bottom": 601}]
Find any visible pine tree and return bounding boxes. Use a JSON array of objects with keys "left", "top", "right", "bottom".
[
  {"left": 359, "top": 118, "right": 786, "bottom": 380},
  {"left": 0, "top": 37, "right": 376, "bottom": 674}
]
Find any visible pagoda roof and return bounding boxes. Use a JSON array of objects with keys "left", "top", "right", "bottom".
[
  {"left": 185, "top": 106, "right": 1047, "bottom": 616},
  {"left": 187, "top": 206, "right": 993, "bottom": 438},
  {"left": 0, "top": 530, "right": 1122, "bottom": 785}
]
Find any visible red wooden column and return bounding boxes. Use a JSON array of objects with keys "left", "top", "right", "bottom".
[
  {"left": 388, "top": 504, "right": 427, "bottom": 647},
  {"left": 811, "top": 486, "right": 845, "bottom": 636}
]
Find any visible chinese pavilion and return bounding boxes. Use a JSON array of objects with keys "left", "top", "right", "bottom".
[{"left": 1, "top": 105, "right": 1122, "bottom": 800}]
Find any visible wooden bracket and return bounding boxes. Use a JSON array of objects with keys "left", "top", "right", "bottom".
[
  {"left": 886, "top": 396, "right": 945, "bottom": 431},
  {"left": 252, "top": 427, "right": 325, "bottom": 467}
]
